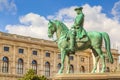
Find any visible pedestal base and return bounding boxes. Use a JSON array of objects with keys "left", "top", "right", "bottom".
[{"left": 53, "top": 72, "right": 120, "bottom": 80}]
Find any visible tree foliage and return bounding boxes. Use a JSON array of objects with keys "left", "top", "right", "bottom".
[{"left": 18, "top": 69, "right": 47, "bottom": 80}]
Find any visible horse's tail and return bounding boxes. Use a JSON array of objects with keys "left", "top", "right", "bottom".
[{"left": 101, "top": 32, "right": 114, "bottom": 64}]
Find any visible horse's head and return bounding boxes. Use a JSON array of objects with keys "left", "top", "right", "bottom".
[
  {"left": 48, "top": 20, "right": 69, "bottom": 40},
  {"left": 48, "top": 20, "right": 56, "bottom": 38}
]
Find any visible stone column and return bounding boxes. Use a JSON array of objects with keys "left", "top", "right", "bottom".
[
  {"left": 40, "top": 49, "right": 44, "bottom": 75},
  {"left": 53, "top": 51, "right": 57, "bottom": 76},
  {"left": 12, "top": 45, "right": 16, "bottom": 74},
  {"left": 76, "top": 54, "right": 79, "bottom": 73},
  {"left": 27, "top": 46, "right": 30, "bottom": 71},
  {"left": 37, "top": 49, "right": 41, "bottom": 75},
  {"left": 88, "top": 56, "right": 90, "bottom": 72}
]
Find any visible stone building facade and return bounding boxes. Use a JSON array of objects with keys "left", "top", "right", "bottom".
[{"left": 0, "top": 32, "right": 119, "bottom": 80}]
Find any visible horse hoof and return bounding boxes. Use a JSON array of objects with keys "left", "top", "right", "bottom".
[
  {"left": 91, "top": 70, "right": 95, "bottom": 73},
  {"left": 57, "top": 73, "right": 61, "bottom": 74},
  {"left": 100, "top": 70, "right": 105, "bottom": 73},
  {"left": 66, "top": 71, "right": 70, "bottom": 74}
]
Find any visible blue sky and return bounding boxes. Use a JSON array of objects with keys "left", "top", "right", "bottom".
[
  {"left": 14, "top": 0, "right": 117, "bottom": 15},
  {"left": 0, "top": 0, "right": 119, "bottom": 31},
  {"left": 0, "top": 0, "right": 120, "bottom": 51},
  {"left": 15, "top": 0, "right": 118, "bottom": 16}
]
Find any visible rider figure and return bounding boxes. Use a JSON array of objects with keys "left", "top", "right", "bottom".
[{"left": 69, "top": 7, "right": 88, "bottom": 53}]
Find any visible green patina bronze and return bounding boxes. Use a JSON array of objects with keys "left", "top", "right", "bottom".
[{"left": 48, "top": 7, "right": 114, "bottom": 74}]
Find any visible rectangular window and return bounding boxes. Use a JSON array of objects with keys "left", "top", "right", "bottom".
[
  {"left": 106, "top": 59, "right": 109, "bottom": 63},
  {"left": 58, "top": 54, "right": 61, "bottom": 59},
  {"left": 19, "top": 49, "right": 24, "bottom": 54},
  {"left": 69, "top": 56, "right": 74, "bottom": 60},
  {"left": 46, "top": 52, "right": 50, "bottom": 57},
  {"left": 33, "top": 51, "right": 37, "bottom": 55},
  {"left": 4, "top": 46, "right": 9, "bottom": 52},
  {"left": 81, "top": 57, "right": 85, "bottom": 62}
]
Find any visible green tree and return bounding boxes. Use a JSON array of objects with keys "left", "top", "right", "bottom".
[{"left": 18, "top": 69, "right": 47, "bottom": 80}]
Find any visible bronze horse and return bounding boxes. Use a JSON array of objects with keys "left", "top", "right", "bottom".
[{"left": 48, "top": 20, "right": 113, "bottom": 74}]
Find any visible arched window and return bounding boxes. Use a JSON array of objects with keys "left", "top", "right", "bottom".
[
  {"left": 57, "top": 63, "right": 61, "bottom": 72},
  {"left": 17, "top": 58, "right": 23, "bottom": 74},
  {"left": 80, "top": 66, "right": 85, "bottom": 73},
  {"left": 106, "top": 67, "right": 110, "bottom": 72},
  {"left": 32, "top": 60, "right": 37, "bottom": 74},
  {"left": 70, "top": 65, "right": 74, "bottom": 73},
  {"left": 45, "top": 62, "right": 50, "bottom": 77},
  {"left": 2, "top": 56, "right": 9, "bottom": 73}
]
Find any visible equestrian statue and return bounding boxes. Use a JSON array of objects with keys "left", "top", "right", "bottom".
[{"left": 48, "top": 7, "right": 114, "bottom": 74}]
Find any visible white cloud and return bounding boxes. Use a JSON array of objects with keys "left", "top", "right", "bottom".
[
  {"left": 47, "top": 6, "right": 77, "bottom": 28},
  {"left": 5, "top": 4, "right": 120, "bottom": 51},
  {"left": 0, "top": 0, "right": 17, "bottom": 14},
  {"left": 83, "top": 4, "right": 120, "bottom": 50},
  {"left": 6, "top": 13, "right": 49, "bottom": 39},
  {"left": 112, "top": 0, "right": 120, "bottom": 21}
]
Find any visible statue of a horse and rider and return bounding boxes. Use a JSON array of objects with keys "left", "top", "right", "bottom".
[{"left": 48, "top": 7, "right": 113, "bottom": 74}]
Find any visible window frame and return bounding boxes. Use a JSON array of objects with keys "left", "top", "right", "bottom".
[
  {"left": 70, "top": 64, "right": 74, "bottom": 73},
  {"left": 3, "top": 46, "right": 10, "bottom": 52},
  {"left": 18, "top": 48, "right": 24, "bottom": 54},
  {"left": 45, "top": 52, "right": 50, "bottom": 57},
  {"left": 58, "top": 54, "right": 61, "bottom": 59},
  {"left": 69, "top": 56, "right": 74, "bottom": 60},
  {"left": 32, "top": 50, "right": 37, "bottom": 55},
  {"left": 2, "top": 56, "right": 9, "bottom": 73},
  {"left": 17, "top": 58, "right": 24, "bottom": 74},
  {"left": 45, "top": 62, "right": 50, "bottom": 77},
  {"left": 81, "top": 57, "right": 85, "bottom": 62},
  {"left": 57, "top": 63, "right": 61, "bottom": 72},
  {"left": 32, "top": 60, "right": 37, "bottom": 74}
]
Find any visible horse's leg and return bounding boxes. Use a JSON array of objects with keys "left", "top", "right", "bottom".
[
  {"left": 66, "top": 53, "right": 70, "bottom": 74},
  {"left": 91, "top": 56, "right": 100, "bottom": 73},
  {"left": 94, "top": 48, "right": 106, "bottom": 73},
  {"left": 91, "top": 48, "right": 100, "bottom": 73},
  {"left": 58, "top": 49, "right": 66, "bottom": 74}
]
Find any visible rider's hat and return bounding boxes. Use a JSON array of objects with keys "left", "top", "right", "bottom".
[{"left": 74, "top": 7, "right": 83, "bottom": 11}]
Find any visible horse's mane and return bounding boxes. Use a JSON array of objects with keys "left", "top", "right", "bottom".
[{"left": 53, "top": 20, "right": 69, "bottom": 32}]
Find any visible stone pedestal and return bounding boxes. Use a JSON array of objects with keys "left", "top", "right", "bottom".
[{"left": 53, "top": 72, "right": 120, "bottom": 80}]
